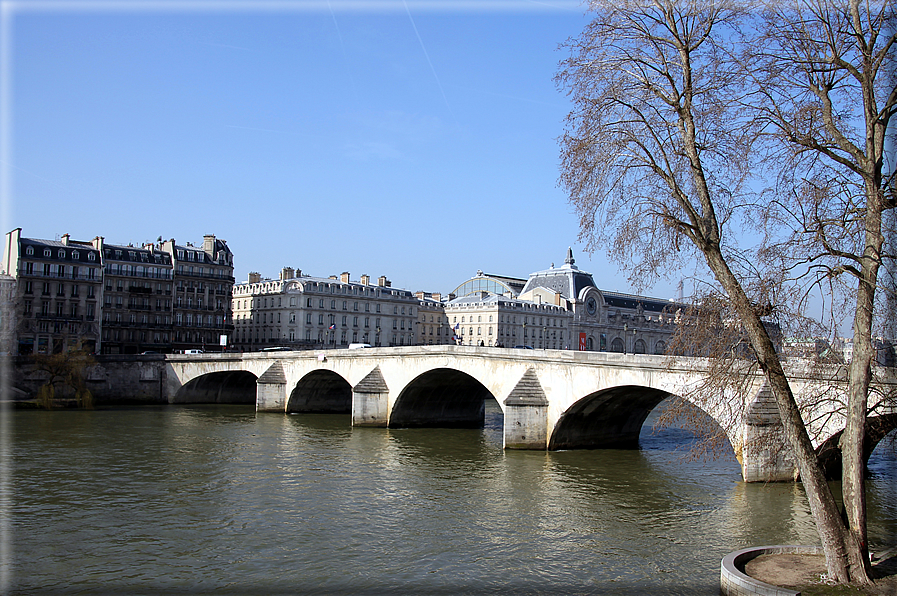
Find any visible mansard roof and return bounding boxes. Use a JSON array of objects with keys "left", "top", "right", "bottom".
[
  {"left": 600, "top": 290, "right": 683, "bottom": 313},
  {"left": 519, "top": 247, "right": 597, "bottom": 300},
  {"left": 20, "top": 237, "right": 100, "bottom": 261},
  {"left": 104, "top": 243, "right": 171, "bottom": 264}
]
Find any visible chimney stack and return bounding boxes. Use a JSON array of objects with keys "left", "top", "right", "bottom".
[{"left": 340, "top": 272, "right": 350, "bottom": 283}]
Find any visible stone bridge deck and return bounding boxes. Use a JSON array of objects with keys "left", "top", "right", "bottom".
[{"left": 160, "top": 345, "right": 897, "bottom": 482}]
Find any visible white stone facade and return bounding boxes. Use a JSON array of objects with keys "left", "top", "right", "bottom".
[
  {"left": 448, "top": 248, "right": 683, "bottom": 352},
  {"left": 232, "top": 268, "right": 420, "bottom": 351}
]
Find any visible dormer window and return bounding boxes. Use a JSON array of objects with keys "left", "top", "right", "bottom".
[
  {"left": 58, "top": 249, "right": 65, "bottom": 259},
  {"left": 88, "top": 253, "right": 96, "bottom": 261},
  {"left": 44, "top": 249, "right": 51, "bottom": 257},
  {"left": 26, "top": 246, "right": 34, "bottom": 256},
  {"left": 129, "top": 251, "right": 137, "bottom": 260},
  {"left": 72, "top": 250, "right": 79, "bottom": 260}
]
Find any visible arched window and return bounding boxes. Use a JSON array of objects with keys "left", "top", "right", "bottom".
[
  {"left": 634, "top": 339, "right": 646, "bottom": 354},
  {"left": 655, "top": 340, "right": 667, "bottom": 355},
  {"left": 611, "top": 337, "right": 625, "bottom": 353}
]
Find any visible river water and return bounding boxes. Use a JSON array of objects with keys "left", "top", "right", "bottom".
[{"left": 8, "top": 401, "right": 897, "bottom": 595}]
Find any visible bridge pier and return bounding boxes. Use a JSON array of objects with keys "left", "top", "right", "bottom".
[
  {"left": 503, "top": 369, "right": 549, "bottom": 450},
  {"left": 352, "top": 366, "right": 390, "bottom": 427},
  {"left": 739, "top": 385, "right": 797, "bottom": 482},
  {"left": 256, "top": 362, "right": 288, "bottom": 413}
]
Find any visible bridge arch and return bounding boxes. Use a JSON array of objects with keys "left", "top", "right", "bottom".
[
  {"left": 814, "top": 413, "right": 897, "bottom": 479},
  {"left": 288, "top": 369, "right": 352, "bottom": 413},
  {"left": 550, "top": 385, "right": 677, "bottom": 450},
  {"left": 172, "top": 371, "right": 258, "bottom": 404},
  {"left": 389, "top": 367, "right": 495, "bottom": 428}
]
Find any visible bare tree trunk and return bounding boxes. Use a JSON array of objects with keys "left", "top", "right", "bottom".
[
  {"left": 700, "top": 244, "right": 869, "bottom": 583},
  {"left": 840, "top": 180, "right": 886, "bottom": 581}
]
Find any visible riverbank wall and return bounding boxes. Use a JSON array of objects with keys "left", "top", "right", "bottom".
[{"left": 8, "top": 354, "right": 169, "bottom": 406}]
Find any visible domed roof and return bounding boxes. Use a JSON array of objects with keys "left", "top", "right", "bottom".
[{"left": 519, "top": 247, "right": 597, "bottom": 300}]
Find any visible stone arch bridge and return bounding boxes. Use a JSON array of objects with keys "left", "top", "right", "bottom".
[{"left": 162, "top": 345, "right": 897, "bottom": 483}]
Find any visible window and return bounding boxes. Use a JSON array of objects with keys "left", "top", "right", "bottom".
[
  {"left": 88, "top": 252, "right": 95, "bottom": 261},
  {"left": 43, "top": 249, "right": 51, "bottom": 257},
  {"left": 26, "top": 246, "right": 34, "bottom": 256}
]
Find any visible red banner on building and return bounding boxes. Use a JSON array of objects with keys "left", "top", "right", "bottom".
[{"left": 579, "top": 333, "right": 587, "bottom": 351}]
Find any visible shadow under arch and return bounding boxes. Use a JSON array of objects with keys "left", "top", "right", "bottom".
[
  {"left": 389, "top": 368, "right": 494, "bottom": 428},
  {"left": 815, "top": 413, "right": 897, "bottom": 479},
  {"left": 172, "top": 371, "right": 258, "bottom": 404},
  {"left": 288, "top": 369, "right": 352, "bottom": 413},
  {"left": 549, "top": 385, "right": 677, "bottom": 450}
]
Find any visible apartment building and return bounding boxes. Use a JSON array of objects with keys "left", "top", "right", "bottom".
[
  {"left": 232, "top": 268, "right": 419, "bottom": 351},
  {"left": 2, "top": 229, "right": 234, "bottom": 355},
  {"left": 1, "top": 229, "right": 103, "bottom": 354}
]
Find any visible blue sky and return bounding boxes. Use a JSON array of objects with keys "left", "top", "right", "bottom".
[{"left": 2, "top": 0, "right": 679, "bottom": 299}]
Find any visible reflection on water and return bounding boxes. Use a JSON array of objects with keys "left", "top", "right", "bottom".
[{"left": 9, "top": 404, "right": 896, "bottom": 595}]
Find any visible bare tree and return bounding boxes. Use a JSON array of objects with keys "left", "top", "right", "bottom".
[
  {"left": 31, "top": 350, "right": 96, "bottom": 409},
  {"left": 748, "top": 0, "right": 896, "bottom": 583},
  {"left": 556, "top": 0, "right": 894, "bottom": 585}
]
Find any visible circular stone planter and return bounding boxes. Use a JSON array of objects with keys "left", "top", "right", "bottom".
[{"left": 720, "top": 545, "right": 823, "bottom": 596}]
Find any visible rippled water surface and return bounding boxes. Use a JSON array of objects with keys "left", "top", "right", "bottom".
[{"left": 10, "top": 403, "right": 897, "bottom": 595}]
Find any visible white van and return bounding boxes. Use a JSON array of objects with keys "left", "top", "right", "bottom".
[
  {"left": 348, "top": 343, "right": 372, "bottom": 350},
  {"left": 184, "top": 349, "right": 204, "bottom": 354}
]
